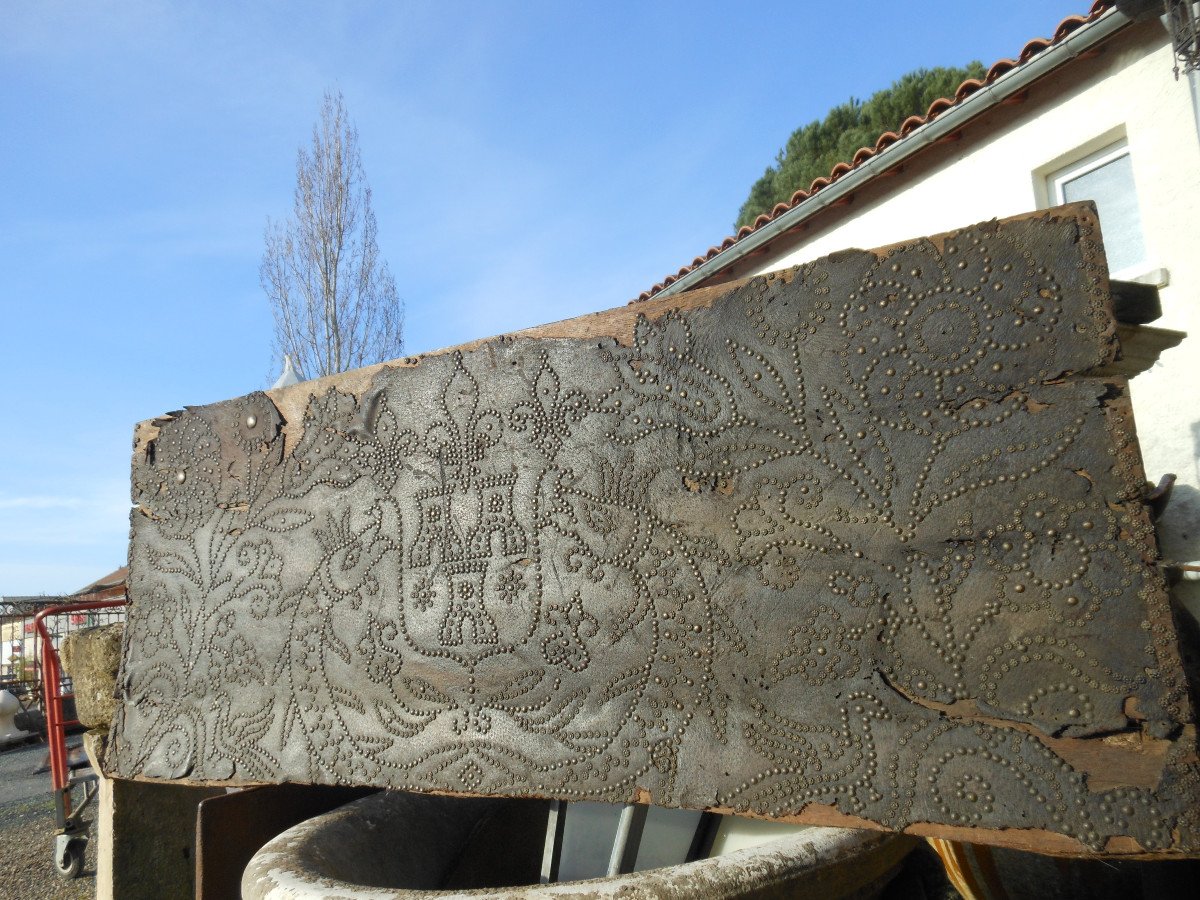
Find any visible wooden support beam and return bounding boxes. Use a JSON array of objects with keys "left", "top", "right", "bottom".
[
  {"left": 1109, "top": 279, "right": 1162, "bottom": 325},
  {"left": 110, "top": 204, "right": 1200, "bottom": 857}
]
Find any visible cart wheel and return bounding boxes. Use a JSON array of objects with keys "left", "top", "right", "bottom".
[{"left": 54, "top": 838, "right": 85, "bottom": 879}]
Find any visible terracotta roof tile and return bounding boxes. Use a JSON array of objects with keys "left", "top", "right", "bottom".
[
  {"left": 74, "top": 565, "right": 128, "bottom": 595},
  {"left": 634, "top": 1, "right": 1113, "bottom": 302}
]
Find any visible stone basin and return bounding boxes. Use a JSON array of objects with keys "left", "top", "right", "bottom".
[{"left": 241, "top": 791, "right": 913, "bottom": 899}]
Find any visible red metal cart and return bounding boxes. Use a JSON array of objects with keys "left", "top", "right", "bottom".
[{"left": 34, "top": 594, "right": 127, "bottom": 878}]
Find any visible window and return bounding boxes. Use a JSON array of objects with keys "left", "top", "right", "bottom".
[{"left": 1046, "top": 140, "right": 1148, "bottom": 275}]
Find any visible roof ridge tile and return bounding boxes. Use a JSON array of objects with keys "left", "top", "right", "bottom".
[{"left": 633, "top": 1, "right": 1115, "bottom": 303}]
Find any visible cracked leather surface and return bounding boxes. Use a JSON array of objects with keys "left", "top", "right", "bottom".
[{"left": 112, "top": 208, "right": 1199, "bottom": 853}]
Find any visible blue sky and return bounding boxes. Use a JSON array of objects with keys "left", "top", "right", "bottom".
[{"left": 0, "top": 0, "right": 1089, "bottom": 594}]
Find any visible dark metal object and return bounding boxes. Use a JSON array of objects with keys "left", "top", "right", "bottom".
[
  {"left": 196, "top": 784, "right": 377, "bottom": 899},
  {"left": 111, "top": 210, "right": 1200, "bottom": 854},
  {"left": 1109, "top": 280, "right": 1162, "bottom": 325},
  {"left": 1163, "top": 1, "right": 1200, "bottom": 77}
]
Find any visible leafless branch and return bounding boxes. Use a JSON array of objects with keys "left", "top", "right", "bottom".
[{"left": 261, "top": 90, "right": 404, "bottom": 381}]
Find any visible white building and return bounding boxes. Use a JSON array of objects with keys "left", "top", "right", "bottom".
[{"left": 639, "top": 0, "right": 1200, "bottom": 619}]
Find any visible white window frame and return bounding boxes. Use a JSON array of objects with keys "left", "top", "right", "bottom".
[{"left": 1046, "top": 138, "right": 1134, "bottom": 206}]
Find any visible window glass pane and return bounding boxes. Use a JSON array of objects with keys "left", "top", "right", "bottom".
[
  {"left": 556, "top": 801, "right": 620, "bottom": 882},
  {"left": 633, "top": 807, "right": 703, "bottom": 871},
  {"left": 1060, "top": 152, "right": 1146, "bottom": 273}
]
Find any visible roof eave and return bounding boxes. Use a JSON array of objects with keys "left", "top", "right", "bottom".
[{"left": 652, "top": 6, "right": 1132, "bottom": 301}]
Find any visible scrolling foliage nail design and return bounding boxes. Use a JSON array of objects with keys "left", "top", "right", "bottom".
[{"left": 114, "top": 212, "right": 1198, "bottom": 853}]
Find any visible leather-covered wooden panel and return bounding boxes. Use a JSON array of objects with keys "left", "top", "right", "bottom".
[{"left": 111, "top": 205, "right": 1199, "bottom": 855}]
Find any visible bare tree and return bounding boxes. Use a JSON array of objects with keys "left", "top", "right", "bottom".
[{"left": 262, "top": 90, "right": 404, "bottom": 380}]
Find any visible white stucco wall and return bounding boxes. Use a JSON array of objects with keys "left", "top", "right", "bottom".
[{"left": 745, "top": 19, "right": 1200, "bottom": 617}]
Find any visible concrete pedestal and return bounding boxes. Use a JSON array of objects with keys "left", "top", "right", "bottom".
[{"left": 85, "top": 735, "right": 223, "bottom": 900}]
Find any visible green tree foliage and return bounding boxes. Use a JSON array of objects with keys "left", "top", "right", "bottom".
[{"left": 735, "top": 63, "right": 987, "bottom": 229}]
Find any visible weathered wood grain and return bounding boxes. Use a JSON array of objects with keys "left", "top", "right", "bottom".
[{"left": 112, "top": 204, "right": 1200, "bottom": 856}]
